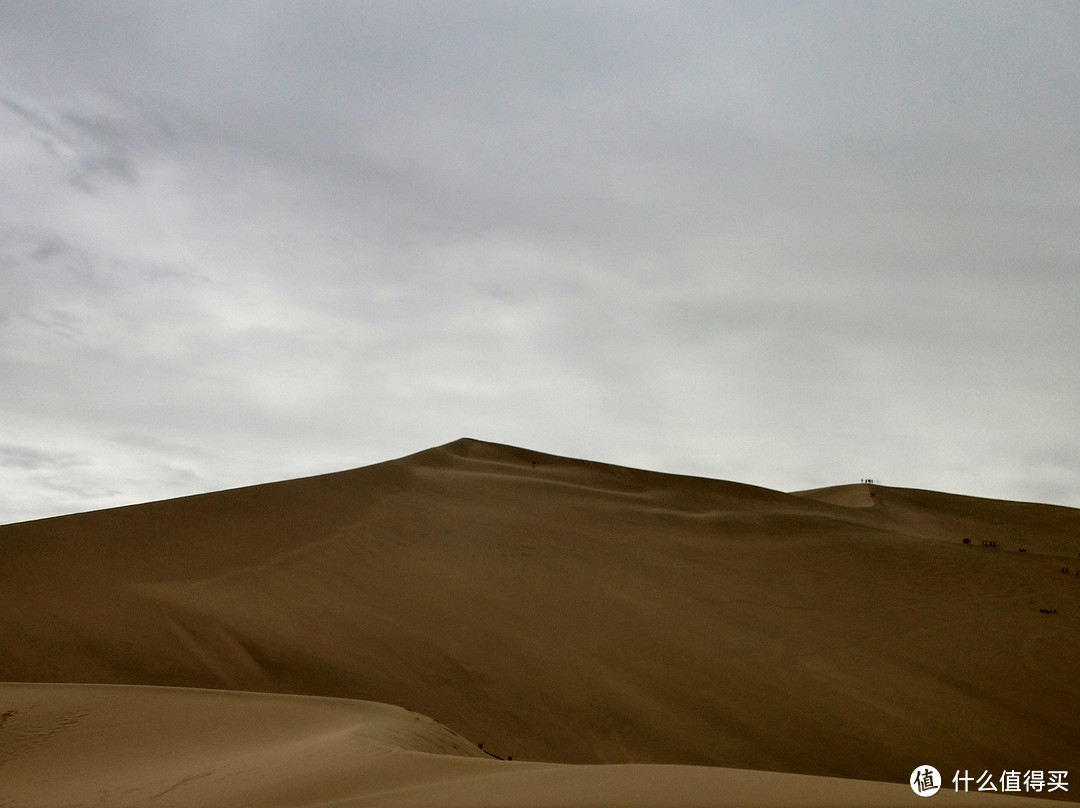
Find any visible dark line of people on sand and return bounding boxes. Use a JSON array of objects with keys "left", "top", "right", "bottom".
[
  {"left": 963, "top": 539, "right": 1080, "bottom": 576},
  {"left": 1041, "top": 566, "right": 1075, "bottom": 615},
  {"left": 963, "top": 541, "right": 1078, "bottom": 615}
]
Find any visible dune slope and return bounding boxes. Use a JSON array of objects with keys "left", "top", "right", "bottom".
[
  {"left": 1, "top": 438, "right": 1078, "bottom": 796},
  {"left": 0, "top": 682, "right": 1055, "bottom": 808}
]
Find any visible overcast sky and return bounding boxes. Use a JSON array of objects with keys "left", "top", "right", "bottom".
[{"left": 1, "top": 1, "right": 1078, "bottom": 524}]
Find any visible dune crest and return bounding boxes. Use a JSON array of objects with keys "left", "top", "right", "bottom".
[
  {"left": 794, "top": 482, "right": 878, "bottom": 508},
  {"left": 2, "top": 438, "right": 1078, "bottom": 804}
]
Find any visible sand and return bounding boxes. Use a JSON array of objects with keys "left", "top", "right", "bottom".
[{"left": 2, "top": 437, "right": 1077, "bottom": 805}]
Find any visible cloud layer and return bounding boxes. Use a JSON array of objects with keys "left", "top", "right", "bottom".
[{"left": 2, "top": 2, "right": 1078, "bottom": 522}]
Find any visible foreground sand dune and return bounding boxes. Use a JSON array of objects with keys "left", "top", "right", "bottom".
[
  {"left": 2, "top": 438, "right": 1078, "bottom": 803},
  {"left": 0, "top": 683, "right": 1053, "bottom": 807}
]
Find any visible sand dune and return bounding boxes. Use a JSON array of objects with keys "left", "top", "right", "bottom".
[
  {"left": 0, "top": 683, "right": 1054, "bottom": 807},
  {"left": 2, "top": 438, "right": 1078, "bottom": 804}
]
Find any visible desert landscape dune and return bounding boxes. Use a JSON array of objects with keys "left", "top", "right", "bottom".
[
  {"left": 1, "top": 682, "right": 1056, "bottom": 807},
  {"left": 2, "top": 437, "right": 1077, "bottom": 806}
]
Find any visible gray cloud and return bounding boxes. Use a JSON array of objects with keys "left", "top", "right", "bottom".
[
  {"left": 0, "top": 1, "right": 1078, "bottom": 523},
  {"left": 1, "top": 96, "right": 154, "bottom": 191},
  {"left": 0, "top": 444, "right": 77, "bottom": 471}
]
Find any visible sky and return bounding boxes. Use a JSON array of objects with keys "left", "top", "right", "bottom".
[{"left": 1, "top": 1, "right": 1078, "bottom": 524}]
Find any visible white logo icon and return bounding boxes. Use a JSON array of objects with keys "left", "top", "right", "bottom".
[{"left": 911, "top": 766, "right": 941, "bottom": 797}]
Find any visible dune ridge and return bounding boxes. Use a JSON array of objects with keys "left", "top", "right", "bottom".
[
  {"left": 2, "top": 437, "right": 1078, "bottom": 805},
  {"left": 1, "top": 683, "right": 1056, "bottom": 807}
]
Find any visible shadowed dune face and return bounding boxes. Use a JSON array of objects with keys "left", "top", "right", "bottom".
[{"left": 2, "top": 438, "right": 1079, "bottom": 794}]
